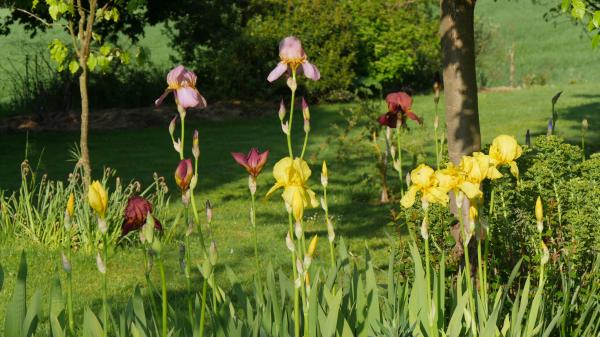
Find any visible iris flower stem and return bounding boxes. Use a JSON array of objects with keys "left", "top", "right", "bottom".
[
  {"left": 211, "top": 273, "right": 217, "bottom": 313},
  {"left": 581, "top": 130, "right": 586, "bottom": 161},
  {"left": 324, "top": 187, "right": 335, "bottom": 268},
  {"left": 251, "top": 192, "right": 260, "bottom": 273},
  {"left": 434, "top": 105, "right": 440, "bottom": 169},
  {"left": 287, "top": 70, "right": 297, "bottom": 158},
  {"left": 477, "top": 238, "right": 486, "bottom": 307},
  {"left": 422, "top": 209, "right": 433, "bottom": 335},
  {"left": 395, "top": 128, "right": 404, "bottom": 197},
  {"left": 102, "top": 234, "right": 108, "bottom": 337},
  {"left": 183, "top": 207, "right": 194, "bottom": 325},
  {"left": 300, "top": 130, "right": 309, "bottom": 160},
  {"left": 288, "top": 213, "right": 301, "bottom": 337},
  {"left": 458, "top": 205, "right": 477, "bottom": 337},
  {"left": 179, "top": 113, "right": 185, "bottom": 160},
  {"left": 142, "top": 249, "right": 160, "bottom": 324},
  {"left": 301, "top": 280, "right": 308, "bottom": 337},
  {"left": 66, "top": 234, "right": 75, "bottom": 337},
  {"left": 158, "top": 258, "right": 168, "bottom": 337},
  {"left": 199, "top": 278, "right": 208, "bottom": 337}
]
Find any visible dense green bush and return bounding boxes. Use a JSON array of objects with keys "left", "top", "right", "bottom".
[{"left": 166, "top": 0, "right": 440, "bottom": 101}]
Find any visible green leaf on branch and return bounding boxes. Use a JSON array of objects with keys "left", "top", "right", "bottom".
[
  {"left": 593, "top": 11, "right": 600, "bottom": 28},
  {"left": 68, "top": 60, "right": 79, "bottom": 74},
  {"left": 119, "top": 51, "right": 131, "bottom": 64},
  {"left": 100, "top": 44, "right": 112, "bottom": 56},
  {"left": 561, "top": 0, "right": 571, "bottom": 12},
  {"left": 49, "top": 39, "right": 68, "bottom": 71},
  {"left": 87, "top": 53, "right": 97, "bottom": 71},
  {"left": 592, "top": 33, "right": 600, "bottom": 49},
  {"left": 571, "top": 0, "right": 586, "bottom": 20}
]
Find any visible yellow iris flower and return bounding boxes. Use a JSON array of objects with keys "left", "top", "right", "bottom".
[
  {"left": 460, "top": 152, "right": 502, "bottom": 185},
  {"left": 401, "top": 164, "right": 449, "bottom": 208},
  {"left": 489, "top": 135, "right": 523, "bottom": 177},
  {"left": 267, "top": 157, "right": 319, "bottom": 221},
  {"left": 435, "top": 164, "right": 482, "bottom": 201},
  {"left": 88, "top": 181, "right": 108, "bottom": 218}
]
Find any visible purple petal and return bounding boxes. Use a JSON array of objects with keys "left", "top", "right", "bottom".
[
  {"left": 267, "top": 63, "right": 288, "bottom": 82},
  {"left": 302, "top": 62, "right": 320, "bottom": 81},
  {"left": 155, "top": 89, "right": 173, "bottom": 107},
  {"left": 256, "top": 150, "right": 269, "bottom": 172},
  {"left": 167, "top": 65, "right": 185, "bottom": 85},
  {"left": 175, "top": 87, "right": 201, "bottom": 109},
  {"left": 231, "top": 152, "right": 249, "bottom": 167},
  {"left": 247, "top": 148, "right": 260, "bottom": 168},
  {"left": 198, "top": 92, "right": 207, "bottom": 109}
]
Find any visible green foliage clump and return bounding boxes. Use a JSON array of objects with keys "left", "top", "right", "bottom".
[
  {"left": 167, "top": 0, "right": 440, "bottom": 101},
  {"left": 482, "top": 136, "right": 598, "bottom": 281}
]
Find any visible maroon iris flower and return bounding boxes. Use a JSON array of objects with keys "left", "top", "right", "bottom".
[
  {"left": 231, "top": 148, "right": 269, "bottom": 177},
  {"left": 175, "top": 159, "right": 193, "bottom": 191},
  {"left": 122, "top": 196, "right": 163, "bottom": 236},
  {"left": 378, "top": 92, "right": 422, "bottom": 128}
]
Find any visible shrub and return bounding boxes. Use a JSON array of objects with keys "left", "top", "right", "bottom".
[{"left": 165, "top": 0, "right": 440, "bottom": 101}]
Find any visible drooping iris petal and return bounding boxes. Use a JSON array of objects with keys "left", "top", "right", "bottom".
[
  {"left": 174, "top": 87, "right": 200, "bottom": 109},
  {"left": 268, "top": 63, "right": 288, "bottom": 82},
  {"left": 301, "top": 62, "right": 320, "bottom": 81},
  {"left": 378, "top": 112, "right": 398, "bottom": 128}
]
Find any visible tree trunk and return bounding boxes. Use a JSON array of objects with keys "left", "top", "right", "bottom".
[
  {"left": 79, "top": 65, "right": 91, "bottom": 185},
  {"left": 440, "top": 0, "right": 481, "bottom": 165}
]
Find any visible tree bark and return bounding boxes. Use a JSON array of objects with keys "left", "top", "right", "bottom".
[
  {"left": 440, "top": 0, "right": 481, "bottom": 165},
  {"left": 77, "top": 0, "right": 97, "bottom": 186},
  {"left": 79, "top": 67, "right": 91, "bottom": 185}
]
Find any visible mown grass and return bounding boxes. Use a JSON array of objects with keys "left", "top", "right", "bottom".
[{"left": 1, "top": 82, "right": 598, "bottom": 322}]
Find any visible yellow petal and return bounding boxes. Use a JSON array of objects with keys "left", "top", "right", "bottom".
[
  {"left": 281, "top": 186, "right": 297, "bottom": 207},
  {"left": 307, "top": 235, "right": 318, "bottom": 257},
  {"left": 272, "top": 157, "right": 294, "bottom": 185},
  {"left": 460, "top": 181, "right": 482, "bottom": 200},
  {"left": 294, "top": 157, "right": 312, "bottom": 183},
  {"left": 400, "top": 186, "right": 419, "bottom": 208},
  {"left": 487, "top": 166, "right": 503, "bottom": 180},
  {"left": 410, "top": 164, "right": 435, "bottom": 187},
  {"left": 266, "top": 182, "right": 284, "bottom": 199},
  {"left": 306, "top": 188, "right": 319, "bottom": 208},
  {"left": 509, "top": 161, "right": 519, "bottom": 178},
  {"left": 424, "top": 186, "right": 449, "bottom": 205},
  {"left": 535, "top": 196, "right": 543, "bottom": 222},
  {"left": 66, "top": 193, "right": 75, "bottom": 217},
  {"left": 291, "top": 189, "right": 305, "bottom": 221}
]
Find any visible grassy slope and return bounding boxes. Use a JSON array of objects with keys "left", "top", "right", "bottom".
[
  {"left": 476, "top": 0, "right": 600, "bottom": 86},
  {"left": 0, "top": 11, "right": 172, "bottom": 105},
  {"left": 0, "top": 0, "right": 599, "bottom": 325}
]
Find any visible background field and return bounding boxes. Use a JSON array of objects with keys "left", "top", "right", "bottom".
[{"left": 0, "top": 0, "right": 598, "bottom": 325}]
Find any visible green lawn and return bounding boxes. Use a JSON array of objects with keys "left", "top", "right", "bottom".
[
  {"left": 1, "top": 0, "right": 599, "bottom": 328},
  {"left": 476, "top": 0, "right": 600, "bottom": 86},
  {"left": 1, "top": 82, "right": 598, "bottom": 322}
]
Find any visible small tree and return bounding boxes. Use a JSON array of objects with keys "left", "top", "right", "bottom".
[{"left": 10, "top": 0, "right": 146, "bottom": 184}]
